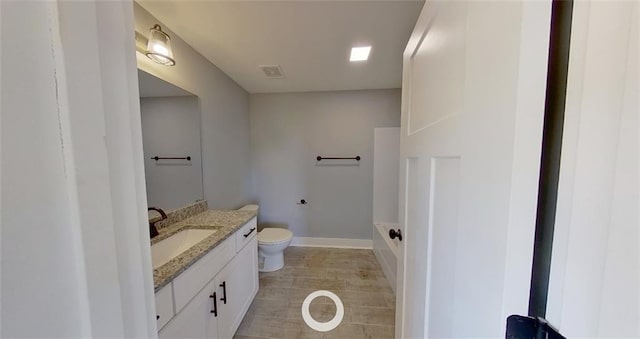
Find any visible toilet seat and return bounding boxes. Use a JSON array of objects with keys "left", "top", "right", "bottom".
[{"left": 258, "top": 228, "right": 293, "bottom": 244}]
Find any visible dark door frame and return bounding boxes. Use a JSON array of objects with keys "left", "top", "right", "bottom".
[{"left": 528, "top": 0, "right": 574, "bottom": 318}]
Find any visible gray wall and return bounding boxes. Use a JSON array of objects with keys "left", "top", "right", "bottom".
[
  {"left": 249, "top": 89, "right": 401, "bottom": 239},
  {"left": 140, "top": 96, "right": 204, "bottom": 210},
  {"left": 135, "top": 3, "right": 251, "bottom": 209}
]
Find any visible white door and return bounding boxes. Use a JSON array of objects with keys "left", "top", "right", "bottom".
[
  {"left": 546, "top": 2, "right": 639, "bottom": 337},
  {"left": 396, "top": 2, "right": 552, "bottom": 337}
]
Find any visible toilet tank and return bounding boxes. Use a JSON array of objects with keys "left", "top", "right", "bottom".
[{"left": 238, "top": 204, "right": 259, "bottom": 212}]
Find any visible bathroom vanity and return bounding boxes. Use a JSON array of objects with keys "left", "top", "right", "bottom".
[
  {"left": 152, "top": 209, "right": 258, "bottom": 338},
  {"left": 138, "top": 70, "right": 258, "bottom": 337}
]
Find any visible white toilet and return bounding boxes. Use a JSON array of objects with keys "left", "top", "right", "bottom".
[{"left": 238, "top": 205, "right": 293, "bottom": 272}]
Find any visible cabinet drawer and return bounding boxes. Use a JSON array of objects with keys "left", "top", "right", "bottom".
[
  {"left": 172, "top": 236, "right": 235, "bottom": 313},
  {"left": 235, "top": 217, "right": 257, "bottom": 251},
  {"left": 155, "top": 283, "right": 174, "bottom": 331}
]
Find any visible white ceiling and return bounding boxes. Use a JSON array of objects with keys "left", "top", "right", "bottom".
[
  {"left": 138, "top": 69, "right": 194, "bottom": 97},
  {"left": 137, "top": 0, "right": 424, "bottom": 94}
]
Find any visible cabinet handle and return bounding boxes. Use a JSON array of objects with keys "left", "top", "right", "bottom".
[
  {"left": 209, "top": 292, "right": 217, "bottom": 317},
  {"left": 243, "top": 227, "right": 256, "bottom": 238},
  {"left": 220, "top": 281, "right": 227, "bottom": 304},
  {"left": 156, "top": 315, "right": 160, "bottom": 320}
]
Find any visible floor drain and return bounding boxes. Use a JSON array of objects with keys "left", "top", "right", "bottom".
[{"left": 301, "top": 290, "right": 344, "bottom": 332}]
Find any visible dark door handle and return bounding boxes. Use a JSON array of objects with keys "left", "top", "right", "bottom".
[
  {"left": 243, "top": 227, "right": 256, "bottom": 238},
  {"left": 219, "top": 281, "right": 227, "bottom": 304},
  {"left": 156, "top": 315, "right": 160, "bottom": 320},
  {"left": 389, "top": 228, "right": 403, "bottom": 241},
  {"left": 209, "top": 292, "right": 217, "bottom": 316}
]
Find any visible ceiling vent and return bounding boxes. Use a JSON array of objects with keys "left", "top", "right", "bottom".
[{"left": 259, "top": 65, "right": 285, "bottom": 79}]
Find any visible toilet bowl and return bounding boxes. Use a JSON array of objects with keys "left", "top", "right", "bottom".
[
  {"left": 238, "top": 204, "right": 293, "bottom": 272},
  {"left": 257, "top": 228, "right": 293, "bottom": 272}
]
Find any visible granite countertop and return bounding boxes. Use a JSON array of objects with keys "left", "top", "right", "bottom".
[{"left": 152, "top": 209, "right": 257, "bottom": 292}]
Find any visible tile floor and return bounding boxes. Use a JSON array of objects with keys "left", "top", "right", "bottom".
[{"left": 234, "top": 247, "right": 396, "bottom": 339}]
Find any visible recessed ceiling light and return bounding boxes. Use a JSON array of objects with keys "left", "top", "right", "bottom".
[{"left": 350, "top": 46, "right": 371, "bottom": 62}]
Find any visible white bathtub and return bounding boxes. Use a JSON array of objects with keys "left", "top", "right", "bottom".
[{"left": 373, "top": 222, "right": 399, "bottom": 294}]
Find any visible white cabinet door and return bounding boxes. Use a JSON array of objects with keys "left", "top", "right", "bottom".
[
  {"left": 159, "top": 277, "right": 219, "bottom": 339},
  {"left": 155, "top": 284, "right": 175, "bottom": 331},
  {"left": 216, "top": 237, "right": 259, "bottom": 339}
]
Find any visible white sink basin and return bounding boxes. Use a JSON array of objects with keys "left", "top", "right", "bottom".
[{"left": 151, "top": 229, "right": 216, "bottom": 269}]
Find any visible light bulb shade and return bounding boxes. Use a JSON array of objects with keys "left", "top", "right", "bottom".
[{"left": 145, "top": 24, "right": 175, "bottom": 66}]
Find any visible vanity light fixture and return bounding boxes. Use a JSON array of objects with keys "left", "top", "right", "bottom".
[
  {"left": 349, "top": 46, "right": 371, "bottom": 62},
  {"left": 145, "top": 24, "right": 175, "bottom": 66}
]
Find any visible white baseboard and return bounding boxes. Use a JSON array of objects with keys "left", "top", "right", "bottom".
[
  {"left": 290, "top": 237, "right": 373, "bottom": 249},
  {"left": 373, "top": 248, "right": 397, "bottom": 295}
]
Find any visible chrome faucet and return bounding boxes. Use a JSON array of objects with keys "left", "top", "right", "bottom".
[{"left": 148, "top": 207, "right": 167, "bottom": 239}]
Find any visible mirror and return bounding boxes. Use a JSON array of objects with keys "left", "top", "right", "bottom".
[{"left": 138, "top": 69, "right": 204, "bottom": 211}]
